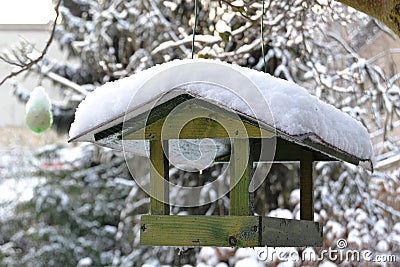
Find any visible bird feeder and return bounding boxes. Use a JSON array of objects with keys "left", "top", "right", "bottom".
[{"left": 69, "top": 59, "right": 373, "bottom": 247}]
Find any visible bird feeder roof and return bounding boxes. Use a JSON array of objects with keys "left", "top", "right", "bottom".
[{"left": 68, "top": 59, "right": 373, "bottom": 170}]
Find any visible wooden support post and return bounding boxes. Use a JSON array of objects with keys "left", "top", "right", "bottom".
[
  {"left": 300, "top": 150, "right": 314, "bottom": 221},
  {"left": 230, "top": 139, "right": 253, "bottom": 216},
  {"left": 149, "top": 140, "right": 170, "bottom": 215}
]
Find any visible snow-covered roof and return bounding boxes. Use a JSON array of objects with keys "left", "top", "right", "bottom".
[{"left": 69, "top": 59, "right": 373, "bottom": 169}]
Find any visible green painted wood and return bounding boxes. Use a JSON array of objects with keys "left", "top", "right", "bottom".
[
  {"left": 140, "top": 215, "right": 323, "bottom": 247},
  {"left": 260, "top": 216, "right": 323, "bottom": 247},
  {"left": 93, "top": 94, "right": 193, "bottom": 141},
  {"left": 123, "top": 100, "right": 274, "bottom": 140},
  {"left": 149, "top": 140, "right": 170, "bottom": 215},
  {"left": 230, "top": 139, "right": 253, "bottom": 216},
  {"left": 300, "top": 150, "right": 314, "bottom": 221},
  {"left": 140, "top": 215, "right": 259, "bottom": 247}
]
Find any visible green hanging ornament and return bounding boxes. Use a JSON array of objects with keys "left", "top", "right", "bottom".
[{"left": 25, "top": 86, "right": 53, "bottom": 133}]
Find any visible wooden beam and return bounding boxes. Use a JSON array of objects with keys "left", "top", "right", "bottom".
[
  {"left": 215, "top": 135, "right": 362, "bottom": 166},
  {"left": 149, "top": 140, "right": 170, "bottom": 215},
  {"left": 123, "top": 100, "right": 274, "bottom": 140},
  {"left": 260, "top": 216, "right": 322, "bottom": 247},
  {"left": 300, "top": 150, "right": 314, "bottom": 221},
  {"left": 141, "top": 215, "right": 259, "bottom": 247},
  {"left": 215, "top": 138, "right": 341, "bottom": 163},
  {"left": 250, "top": 138, "right": 335, "bottom": 162},
  {"left": 230, "top": 139, "right": 253, "bottom": 216},
  {"left": 140, "top": 215, "right": 323, "bottom": 247}
]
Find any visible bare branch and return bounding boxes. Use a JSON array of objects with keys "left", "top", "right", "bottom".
[
  {"left": 0, "top": 55, "right": 24, "bottom": 67},
  {"left": 0, "top": 0, "right": 62, "bottom": 87}
]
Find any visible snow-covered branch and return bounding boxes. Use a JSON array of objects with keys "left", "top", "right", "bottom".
[{"left": 152, "top": 35, "right": 222, "bottom": 56}]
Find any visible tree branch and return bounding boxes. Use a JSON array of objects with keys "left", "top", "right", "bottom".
[
  {"left": 337, "top": 0, "right": 400, "bottom": 37},
  {"left": 0, "top": 0, "right": 62, "bottom": 87},
  {"left": 41, "top": 69, "right": 88, "bottom": 96}
]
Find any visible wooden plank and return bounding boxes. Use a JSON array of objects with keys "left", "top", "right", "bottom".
[
  {"left": 140, "top": 215, "right": 259, "bottom": 247},
  {"left": 140, "top": 215, "right": 323, "bottom": 247},
  {"left": 216, "top": 138, "right": 336, "bottom": 163},
  {"left": 230, "top": 139, "right": 253, "bottom": 216},
  {"left": 87, "top": 95, "right": 194, "bottom": 142},
  {"left": 253, "top": 138, "right": 335, "bottom": 162},
  {"left": 260, "top": 216, "right": 323, "bottom": 247},
  {"left": 149, "top": 140, "right": 170, "bottom": 215},
  {"left": 300, "top": 150, "right": 314, "bottom": 221},
  {"left": 123, "top": 101, "right": 274, "bottom": 140},
  {"left": 302, "top": 137, "right": 360, "bottom": 166}
]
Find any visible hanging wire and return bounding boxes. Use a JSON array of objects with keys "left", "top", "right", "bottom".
[
  {"left": 191, "top": 0, "right": 199, "bottom": 59},
  {"left": 261, "top": 0, "right": 267, "bottom": 73}
]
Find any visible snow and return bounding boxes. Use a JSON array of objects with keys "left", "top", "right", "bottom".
[
  {"left": 289, "top": 189, "right": 300, "bottom": 205},
  {"left": 26, "top": 86, "right": 51, "bottom": 112},
  {"left": 216, "top": 20, "right": 231, "bottom": 33},
  {"left": 316, "top": 0, "right": 329, "bottom": 6},
  {"left": 376, "top": 240, "right": 389, "bottom": 252},
  {"left": 234, "top": 248, "right": 259, "bottom": 260},
  {"left": 325, "top": 220, "right": 346, "bottom": 240},
  {"left": 347, "top": 229, "right": 362, "bottom": 248},
  {"left": 77, "top": 257, "right": 93, "bottom": 267},
  {"left": 0, "top": 176, "right": 44, "bottom": 219},
  {"left": 355, "top": 208, "right": 368, "bottom": 224},
  {"left": 268, "top": 208, "right": 293, "bottom": 219},
  {"left": 373, "top": 219, "right": 388, "bottom": 236},
  {"left": 199, "top": 247, "right": 220, "bottom": 266},
  {"left": 319, "top": 261, "right": 337, "bottom": 267},
  {"left": 393, "top": 222, "right": 400, "bottom": 233},
  {"left": 69, "top": 59, "right": 373, "bottom": 161},
  {"left": 276, "top": 262, "right": 294, "bottom": 267},
  {"left": 234, "top": 258, "right": 262, "bottom": 267},
  {"left": 0, "top": 148, "right": 45, "bottom": 220}
]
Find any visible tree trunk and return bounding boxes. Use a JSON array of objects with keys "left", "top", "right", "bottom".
[{"left": 337, "top": 0, "right": 400, "bottom": 37}]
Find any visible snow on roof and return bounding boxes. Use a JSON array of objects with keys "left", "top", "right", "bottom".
[{"left": 69, "top": 59, "right": 373, "bottom": 163}]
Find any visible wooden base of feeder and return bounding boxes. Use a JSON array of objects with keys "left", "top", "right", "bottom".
[
  {"left": 140, "top": 215, "right": 323, "bottom": 247},
  {"left": 140, "top": 134, "right": 322, "bottom": 248}
]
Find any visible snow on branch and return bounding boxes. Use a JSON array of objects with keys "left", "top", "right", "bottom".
[
  {"left": 41, "top": 70, "right": 88, "bottom": 96},
  {"left": 152, "top": 35, "right": 222, "bottom": 55}
]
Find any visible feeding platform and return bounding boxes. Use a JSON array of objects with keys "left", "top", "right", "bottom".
[{"left": 69, "top": 59, "right": 373, "bottom": 247}]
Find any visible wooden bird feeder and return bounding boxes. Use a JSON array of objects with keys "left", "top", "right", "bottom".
[{"left": 69, "top": 60, "right": 373, "bottom": 248}]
